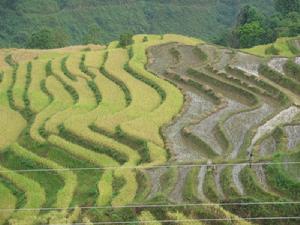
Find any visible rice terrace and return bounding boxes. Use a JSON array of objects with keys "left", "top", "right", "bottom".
[
  {"left": 0, "top": 32, "right": 299, "bottom": 224},
  {"left": 1, "top": 0, "right": 300, "bottom": 223}
]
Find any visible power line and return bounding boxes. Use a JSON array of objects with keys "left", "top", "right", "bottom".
[
  {"left": 47, "top": 216, "right": 300, "bottom": 225},
  {"left": 1, "top": 201, "right": 299, "bottom": 212},
  {"left": 0, "top": 161, "right": 299, "bottom": 173}
]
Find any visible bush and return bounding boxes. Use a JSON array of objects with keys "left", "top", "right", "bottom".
[
  {"left": 100, "top": 66, "right": 132, "bottom": 106},
  {"left": 80, "top": 54, "right": 96, "bottom": 79},
  {"left": 193, "top": 47, "right": 208, "bottom": 61},
  {"left": 119, "top": 33, "right": 133, "bottom": 48},
  {"left": 124, "top": 62, "right": 166, "bottom": 102},
  {"left": 265, "top": 45, "right": 280, "bottom": 55},
  {"left": 27, "top": 28, "right": 69, "bottom": 49},
  {"left": 142, "top": 36, "right": 148, "bottom": 42},
  {"left": 0, "top": 72, "right": 3, "bottom": 83},
  {"left": 169, "top": 47, "right": 181, "bottom": 63},
  {"left": 61, "top": 56, "right": 77, "bottom": 81}
]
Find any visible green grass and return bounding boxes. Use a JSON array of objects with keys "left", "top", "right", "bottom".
[
  {"left": 0, "top": 165, "right": 46, "bottom": 224},
  {"left": 243, "top": 37, "right": 300, "bottom": 57}
]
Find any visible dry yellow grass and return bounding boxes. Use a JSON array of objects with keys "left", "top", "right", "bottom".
[
  {"left": 65, "top": 53, "right": 89, "bottom": 79},
  {"left": 123, "top": 41, "right": 184, "bottom": 147},
  {"left": 30, "top": 76, "right": 73, "bottom": 143},
  {"left": 0, "top": 183, "right": 16, "bottom": 225},
  {"left": 0, "top": 165, "right": 46, "bottom": 225},
  {"left": 28, "top": 59, "right": 50, "bottom": 112},
  {"left": 45, "top": 56, "right": 96, "bottom": 134},
  {"left": 0, "top": 68, "right": 13, "bottom": 107},
  {"left": 94, "top": 48, "right": 160, "bottom": 132},
  {"left": 64, "top": 51, "right": 126, "bottom": 129},
  {"left": 163, "top": 34, "right": 204, "bottom": 45},
  {"left": 133, "top": 34, "right": 162, "bottom": 43},
  {"left": 107, "top": 41, "right": 119, "bottom": 49},
  {"left": 11, "top": 143, "right": 77, "bottom": 209},
  {"left": 112, "top": 169, "right": 138, "bottom": 206},
  {"left": 138, "top": 211, "right": 161, "bottom": 225},
  {"left": 85, "top": 50, "right": 105, "bottom": 69},
  {"left": 0, "top": 106, "right": 26, "bottom": 151},
  {"left": 167, "top": 212, "right": 204, "bottom": 225},
  {"left": 48, "top": 135, "right": 118, "bottom": 206},
  {"left": 13, "top": 62, "right": 27, "bottom": 110},
  {"left": 0, "top": 44, "right": 104, "bottom": 65}
]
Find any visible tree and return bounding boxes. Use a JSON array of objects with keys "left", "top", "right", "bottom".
[
  {"left": 227, "top": 5, "right": 278, "bottom": 48},
  {"left": 27, "top": 29, "right": 54, "bottom": 49},
  {"left": 83, "top": 24, "right": 102, "bottom": 44},
  {"left": 119, "top": 33, "right": 133, "bottom": 48},
  {"left": 53, "top": 28, "right": 70, "bottom": 48},
  {"left": 236, "top": 5, "right": 261, "bottom": 26},
  {"left": 26, "top": 28, "right": 69, "bottom": 49},
  {"left": 274, "top": 0, "right": 300, "bottom": 15},
  {"left": 238, "top": 21, "right": 266, "bottom": 48}
]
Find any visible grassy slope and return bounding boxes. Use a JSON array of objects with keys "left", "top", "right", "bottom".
[
  {"left": 0, "top": 0, "right": 274, "bottom": 47},
  {"left": 243, "top": 36, "right": 300, "bottom": 57}
]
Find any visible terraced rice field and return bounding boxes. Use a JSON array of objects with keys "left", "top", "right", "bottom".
[{"left": 0, "top": 34, "right": 299, "bottom": 224}]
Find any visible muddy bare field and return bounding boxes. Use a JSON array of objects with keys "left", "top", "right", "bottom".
[{"left": 146, "top": 42, "right": 300, "bottom": 203}]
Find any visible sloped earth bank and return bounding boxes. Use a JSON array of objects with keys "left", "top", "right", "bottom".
[
  {"left": 165, "top": 91, "right": 214, "bottom": 161},
  {"left": 232, "top": 164, "right": 247, "bottom": 195},
  {"left": 214, "top": 165, "right": 226, "bottom": 200},
  {"left": 147, "top": 42, "right": 217, "bottom": 200},
  {"left": 191, "top": 98, "right": 245, "bottom": 155},
  {"left": 146, "top": 167, "right": 167, "bottom": 199},
  {"left": 231, "top": 52, "right": 262, "bottom": 77},
  {"left": 285, "top": 125, "right": 300, "bottom": 149},
  {"left": 146, "top": 42, "right": 299, "bottom": 208},
  {"left": 268, "top": 57, "right": 288, "bottom": 74},
  {"left": 259, "top": 136, "right": 277, "bottom": 156},
  {"left": 147, "top": 43, "right": 252, "bottom": 201},
  {"left": 248, "top": 106, "right": 300, "bottom": 153},
  {"left": 197, "top": 165, "right": 208, "bottom": 201},
  {"left": 224, "top": 103, "right": 275, "bottom": 159},
  {"left": 169, "top": 167, "right": 191, "bottom": 203}
]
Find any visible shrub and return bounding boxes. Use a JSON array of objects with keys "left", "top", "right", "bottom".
[
  {"left": 193, "top": 47, "right": 208, "bottom": 61},
  {"left": 119, "top": 33, "right": 133, "bottom": 48},
  {"left": 100, "top": 66, "right": 132, "bottom": 106},
  {"left": 265, "top": 45, "right": 280, "bottom": 55},
  {"left": 61, "top": 56, "right": 77, "bottom": 81}
]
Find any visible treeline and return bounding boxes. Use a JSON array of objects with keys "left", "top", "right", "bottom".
[
  {"left": 220, "top": 0, "right": 300, "bottom": 48},
  {"left": 26, "top": 28, "right": 133, "bottom": 49}
]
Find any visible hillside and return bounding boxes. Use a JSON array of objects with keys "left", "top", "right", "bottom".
[
  {"left": 0, "top": 34, "right": 299, "bottom": 224},
  {"left": 0, "top": 0, "right": 275, "bottom": 47}
]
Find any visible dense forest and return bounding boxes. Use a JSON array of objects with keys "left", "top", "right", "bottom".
[
  {"left": 0, "top": 0, "right": 275, "bottom": 48},
  {"left": 1, "top": 0, "right": 300, "bottom": 49},
  {"left": 225, "top": 0, "right": 300, "bottom": 48}
]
